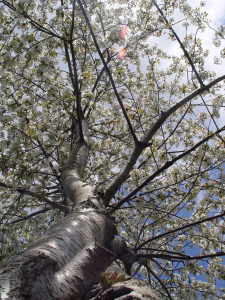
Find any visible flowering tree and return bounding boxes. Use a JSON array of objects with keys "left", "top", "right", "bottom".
[{"left": 0, "top": 0, "right": 225, "bottom": 299}]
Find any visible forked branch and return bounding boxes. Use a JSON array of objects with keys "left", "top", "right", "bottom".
[
  {"left": 110, "top": 125, "right": 225, "bottom": 212},
  {"left": 105, "top": 75, "right": 225, "bottom": 205}
]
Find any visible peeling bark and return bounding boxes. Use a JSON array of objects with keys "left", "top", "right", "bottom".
[
  {"left": 0, "top": 117, "right": 160, "bottom": 299},
  {"left": 0, "top": 243, "right": 116, "bottom": 299},
  {"left": 0, "top": 209, "right": 117, "bottom": 299},
  {"left": 0, "top": 207, "right": 159, "bottom": 299}
]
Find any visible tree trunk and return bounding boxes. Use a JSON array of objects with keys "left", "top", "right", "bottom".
[
  {"left": 0, "top": 208, "right": 159, "bottom": 299},
  {"left": 0, "top": 119, "right": 160, "bottom": 299},
  {"left": 0, "top": 208, "right": 115, "bottom": 299}
]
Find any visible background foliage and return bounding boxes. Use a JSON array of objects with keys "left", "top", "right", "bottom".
[{"left": 1, "top": 0, "right": 225, "bottom": 298}]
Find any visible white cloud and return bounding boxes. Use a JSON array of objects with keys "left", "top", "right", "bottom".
[
  {"left": 201, "top": 0, "right": 225, "bottom": 26},
  {"left": 187, "top": 0, "right": 225, "bottom": 24}
]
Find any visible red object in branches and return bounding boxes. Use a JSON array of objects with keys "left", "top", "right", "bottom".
[{"left": 120, "top": 26, "right": 128, "bottom": 38}]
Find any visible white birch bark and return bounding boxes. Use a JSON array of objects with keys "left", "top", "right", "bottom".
[{"left": 0, "top": 118, "right": 160, "bottom": 299}]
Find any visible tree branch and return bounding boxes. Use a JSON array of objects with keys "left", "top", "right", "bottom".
[
  {"left": 70, "top": 40, "right": 84, "bottom": 141},
  {"left": 139, "top": 252, "right": 225, "bottom": 261},
  {"left": 142, "top": 75, "right": 225, "bottom": 143},
  {"left": 105, "top": 76, "right": 225, "bottom": 205},
  {"left": 69, "top": 1, "right": 84, "bottom": 141},
  {"left": 145, "top": 263, "right": 173, "bottom": 300},
  {"left": 1, "top": 0, "right": 68, "bottom": 42},
  {"left": 137, "top": 210, "right": 225, "bottom": 249},
  {"left": 10, "top": 208, "right": 50, "bottom": 225},
  {"left": 64, "top": 41, "right": 76, "bottom": 95},
  {"left": 152, "top": 0, "right": 204, "bottom": 87},
  {"left": 0, "top": 181, "right": 69, "bottom": 213},
  {"left": 77, "top": 0, "right": 139, "bottom": 144},
  {"left": 138, "top": 248, "right": 190, "bottom": 257},
  {"left": 110, "top": 125, "right": 225, "bottom": 212}
]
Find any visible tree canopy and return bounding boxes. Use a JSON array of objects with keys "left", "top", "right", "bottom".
[{"left": 0, "top": 0, "right": 225, "bottom": 299}]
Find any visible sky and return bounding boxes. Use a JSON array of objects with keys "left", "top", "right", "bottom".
[
  {"left": 198, "top": 0, "right": 225, "bottom": 75},
  {"left": 194, "top": 0, "right": 225, "bottom": 125},
  {"left": 139, "top": 1, "right": 224, "bottom": 79},
  {"left": 186, "top": 1, "right": 225, "bottom": 76},
  {"left": 147, "top": 0, "right": 225, "bottom": 130},
  {"left": 196, "top": 0, "right": 225, "bottom": 27}
]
